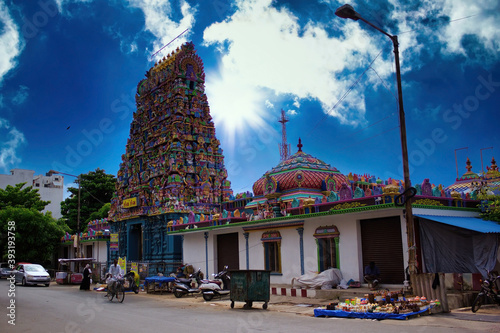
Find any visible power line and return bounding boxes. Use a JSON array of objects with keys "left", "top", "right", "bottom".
[
  {"left": 150, "top": 29, "right": 189, "bottom": 60},
  {"left": 336, "top": 125, "right": 400, "bottom": 152},
  {"left": 399, "top": 13, "right": 479, "bottom": 36},
  {"left": 306, "top": 49, "right": 384, "bottom": 137},
  {"left": 369, "top": 66, "right": 398, "bottom": 102},
  {"left": 346, "top": 112, "right": 396, "bottom": 138}
]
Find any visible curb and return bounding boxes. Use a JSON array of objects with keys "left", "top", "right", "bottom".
[{"left": 271, "top": 287, "right": 316, "bottom": 298}]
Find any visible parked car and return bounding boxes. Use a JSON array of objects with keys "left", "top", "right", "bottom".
[
  {"left": 0, "top": 263, "right": 14, "bottom": 278},
  {"left": 14, "top": 263, "right": 50, "bottom": 286}
]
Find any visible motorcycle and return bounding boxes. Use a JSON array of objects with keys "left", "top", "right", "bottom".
[
  {"left": 471, "top": 271, "right": 500, "bottom": 312},
  {"left": 200, "top": 266, "right": 231, "bottom": 301},
  {"left": 172, "top": 268, "right": 203, "bottom": 298}
]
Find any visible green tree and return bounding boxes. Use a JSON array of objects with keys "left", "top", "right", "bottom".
[
  {"left": 0, "top": 183, "right": 50, "bottom": 211},
  {"left": 479, "top": 194, "right": 500, "bottom": 222},
  {"left": 0, "top": 184, "right": 67, "bottom": 264},
  {"left": 87, "top": 203, "right": 111, "bottom": 224},
  {"left": 60, "top": 168, "right": 116, "bottom": 232},
  {"left": 0, "top": 208, "right": 65, "bottom": 263}
]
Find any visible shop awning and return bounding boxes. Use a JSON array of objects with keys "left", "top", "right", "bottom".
[{"left": 415, "top": 214, "right": 500, "bottom": 233}]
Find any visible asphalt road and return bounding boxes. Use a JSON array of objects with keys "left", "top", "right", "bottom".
[{"left": 0, "top": 279, "right": 499, "bottom": 333}]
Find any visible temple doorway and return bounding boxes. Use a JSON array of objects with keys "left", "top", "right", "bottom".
[{"left": 217, "top": 233, "right": 239, "bottom": 272}]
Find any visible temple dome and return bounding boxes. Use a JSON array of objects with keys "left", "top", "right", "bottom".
[
  {"left": 250, "top": 139, "right": 349, "bottom": 202},
  {"left": 445, "top": 157, "right": 500, "bottom": 194}
]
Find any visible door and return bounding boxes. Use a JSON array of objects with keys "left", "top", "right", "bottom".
[
  {"left": 217, "top": 233, "right": 239, "bottom": 272},
  {"left": 86, "top": 245, "right": 93, "bottom": 258},
  {"left": 360, "top": 216, "right": 405, "bottom": 284}
]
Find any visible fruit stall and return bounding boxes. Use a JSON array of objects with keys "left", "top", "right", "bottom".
[{"left": 314, "top": 291, "right": 440, "bottom": 320}]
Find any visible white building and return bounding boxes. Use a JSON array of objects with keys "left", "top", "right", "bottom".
[
  {"left": 0, "top": 168, "right": 64, "bottom": 219},
  {"left": 168, "top": 146, "right": 500, "bottom": 289}
]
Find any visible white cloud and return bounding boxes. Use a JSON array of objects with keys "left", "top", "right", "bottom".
[
  {"left": 265, "top": 100, "right": 274, "bottom": 109},
  {"left": 126, "top": 0, "right": 196, "bottom": 59},
  {"left": 55, "top": 0, "right": 93, "bottom": 14},
  {"left": 12, "top": 85, "right": 29, "bottom": 105},
  {"left": 203, "top": 0, "right": 388, "bottom": 144},
  {"left": 0, "top": 1, "right": 24, "bottom": 84},
  {"left": 130, "top": 42, "right": 138, "bottom": 53},
  {"left": 0, "top": 118, "right": 26, "bottom": 171},
  {"left": 383, "top": 0, "right": 500, "bottom": 61},
  {"left": 438, "top": 0, "right": 500, "bottom": 55}
]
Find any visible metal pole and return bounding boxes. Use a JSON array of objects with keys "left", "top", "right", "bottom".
[
  {"left": 204, "top": 232, "right": 209, "bottom": 277},
  {"left": 50, "top": 170, "right": 82, "bottom": 258},
  {"left": 335, "top": 3, "right": 418, "bottom": 279},
  {"left": 77, "top": 177, "right": 81, "bottom": 258},
  {"left": 480, "top": 147, "right": 494, "bottom": 176}
]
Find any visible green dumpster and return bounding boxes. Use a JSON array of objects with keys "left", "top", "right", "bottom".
[{"left": 230, "top": 270, "right": 270, "bottom": 309}]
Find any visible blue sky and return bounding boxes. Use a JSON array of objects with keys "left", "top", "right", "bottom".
[{"left": 0, "top": 0, "right": 499, "bottom": 197}]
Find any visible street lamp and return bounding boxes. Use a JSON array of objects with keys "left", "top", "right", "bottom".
[
  {"left": 335, "top": 4, "right": 417, "bottom": 275},
  {"left": 50, "top": 170, "right": 81, "bottom": 258}
]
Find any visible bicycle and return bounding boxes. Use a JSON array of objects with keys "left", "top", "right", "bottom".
[{"left": 105, "top": 274, "right": 125, "bottom": 303}]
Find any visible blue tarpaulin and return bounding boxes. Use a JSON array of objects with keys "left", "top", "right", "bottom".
[
  {"left": 414, "top": 214, "right": 500, "bottom": 233},
  {"left": 145, "top": 276, "right": 175, "bottom": 287},
  {"left": 314, "top": 308, "right": 429, "bottom": 320}
]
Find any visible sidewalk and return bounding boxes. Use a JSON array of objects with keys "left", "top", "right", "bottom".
[{"left": 138, "top": 287, "right": 500, "bottom": 322}]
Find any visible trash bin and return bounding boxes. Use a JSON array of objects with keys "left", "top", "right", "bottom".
[{"left": 230, "top": 270, "right": 270, "bottom": 309}]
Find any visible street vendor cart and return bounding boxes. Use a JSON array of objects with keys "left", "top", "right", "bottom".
[{"left": 56, "top": 258, "right": 95, "bottom": 284}]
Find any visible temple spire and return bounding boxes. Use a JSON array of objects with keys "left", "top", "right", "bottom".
[
  {"left": 465, "top": 157, "right": 472, "bottom": 172},
  {"left": 278, "top": 109, "right": 291, "bottom": 161},
  {"left": 297, "top": 138, "right": 303, "bottom": 152}
]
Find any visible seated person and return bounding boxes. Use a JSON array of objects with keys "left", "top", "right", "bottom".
[
  {"left": 175, "top": 267, "right": 186, "bottom": 278},
  {"left": 364, "top": 261, "right": 381, "bottom": 290}
]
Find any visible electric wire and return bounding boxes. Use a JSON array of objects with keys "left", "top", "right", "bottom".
[
  {"left": 399, "top": 13, "right": 479, "bottom": 36},
  {"left": 336, "top": 125, "right": 400, "bottom": 152},
  {"left": 306, "top": 49, "right": 384, "bottom": 138}
]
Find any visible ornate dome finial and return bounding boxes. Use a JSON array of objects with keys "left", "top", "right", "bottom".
[
  {"left": 465, "top": 157, "right": 472, "bottom": 172},
  {"left": 491, "top": 157, "right": 498, "bottom": 171},
  {"left": 297, "top": 138, "right": 303, "bottom": 152}
]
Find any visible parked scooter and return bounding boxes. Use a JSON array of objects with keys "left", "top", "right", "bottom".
[
  {"left": 471, "top": 271, "right": 500, "bottom": 312},
  {"left": 172, "top": 268, "right": 203, "bottom": 298},
  {"left": 200, "top": 266, "right": 231, "bottom": 301}
]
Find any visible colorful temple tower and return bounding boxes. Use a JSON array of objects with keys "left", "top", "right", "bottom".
[{"left": 108, "top": 42, "right": 233, "bottom": 267}]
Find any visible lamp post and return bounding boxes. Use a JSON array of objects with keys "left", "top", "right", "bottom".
[
  {"left": 50, "top": 170, "right": 82, "bottom": 258},
  {"left": 335, "top": 4, "right": 417, "bottom": 275}
]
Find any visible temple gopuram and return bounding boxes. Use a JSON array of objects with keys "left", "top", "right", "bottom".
[{"left": 108, "top": 42, "right": 233, "bottom": 270}]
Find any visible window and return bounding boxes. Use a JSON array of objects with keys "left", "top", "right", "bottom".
[
  {"left": 314, "top": 225, "right": 340, "bottom": 272},
  {"left": 262, "top": 231, "right": 281, "bottom": 273},
  {"left": 265, "top": 242, "right": 281, "bottom": 273},
  {"left": 318, "top": 238, "right": 337, "bottom": 270}
]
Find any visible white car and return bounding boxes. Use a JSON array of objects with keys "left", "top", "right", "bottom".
[{"left": 14, "top": 263, "right": 50, "bottom": 287}]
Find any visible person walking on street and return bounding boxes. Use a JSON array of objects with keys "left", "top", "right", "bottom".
[{"left": 80, "top": 264, "right": 91, "bottom": 291}]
